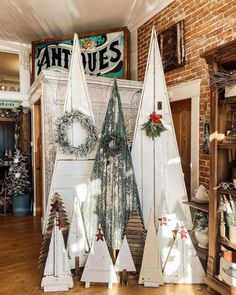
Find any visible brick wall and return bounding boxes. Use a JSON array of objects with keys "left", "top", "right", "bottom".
[{"left": 137, "top": 0, "right": 236, "bottom": 188}]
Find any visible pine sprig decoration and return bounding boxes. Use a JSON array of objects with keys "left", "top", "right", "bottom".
[
  {"left": 142, "top": 112, "right": 166, "bottom": 140},
  {"left": 6, "top": 149, "right": 30, "bottom": 197}
]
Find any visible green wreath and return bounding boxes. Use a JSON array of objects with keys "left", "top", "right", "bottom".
[
  {"left": 56, "top": 110, "right": 98, "bottom": 157},
  {"left": 101, "top": 133, "right": 125, "bottom": 156}
]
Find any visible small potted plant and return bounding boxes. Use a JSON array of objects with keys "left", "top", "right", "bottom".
[
  {"left": 6, "top": 149, "right": 31, "bottom": 217},
  {"left": 226, "top": 210, "right": 236, "bottom": 244},
  {"left": 194, "top": 211, "right": 209, "bottom": 249}
]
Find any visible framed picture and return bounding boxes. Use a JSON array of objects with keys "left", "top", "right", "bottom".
[
  {"left": 32, "top": 27, "right": 129, "bottom": 81},
  {"left": 203, "top": 117, "right": 210, "bottom": 154},
  {"left": 158, "top": 20, "right": 185, "bottom": 72}
]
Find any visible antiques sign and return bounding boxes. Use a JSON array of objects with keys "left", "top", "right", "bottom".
[
  {"left": 158, "top": 20, "right": 185, "bottom": 72},
  {"left": 32, "top": 27, "right": 129, "bottom": 80}
]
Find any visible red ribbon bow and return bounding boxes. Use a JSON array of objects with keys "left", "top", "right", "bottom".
[{"left": 150, "top": 113, "right": 162, "bottom": 124}]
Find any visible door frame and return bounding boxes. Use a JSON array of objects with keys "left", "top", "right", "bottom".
[
  {"left": 168, "top": 79, "right": 201, "bottom": 198},
  {"left": 32, "top": 97, "right": 45, "bottom": 217}
]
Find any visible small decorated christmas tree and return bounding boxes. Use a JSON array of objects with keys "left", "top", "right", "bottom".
[
  {"left": 139, "top": 208, "right": 164, "bottom": 287},
  {"left": 156, "top": 201, "right": 174, "bottom": 269},
  {"left": 67, "top": 197, "right": 88, "bottom": 270},
  {"left": 6, "top": 149, "right": 30, "bottom": 197},
  {"left": 163, "top": 222, "right": 205, "bottom": 283},
  {"left": 41, "top": 214, "right": 74, "bottom": 292},
  {"left": 115, "top": 235, "right": 136, "bottom": 284},
  {"left": 80, "top": 226, "right": 118, "bottom": 289},
  {"left": 124, "top": 210, "right": 146, "bottom": 270},
  {"left": 38, "top": 193, "right": 70, "bottom": 268}
]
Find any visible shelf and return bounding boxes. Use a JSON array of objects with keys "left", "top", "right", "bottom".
[
  {"left": 218, "top": 143, "right": 236, "bottom": 149},
  {"left": 219, "top": 97, "right": 236, "bottom": 105},
  {"left": 219, "top": 236, "right": 236, "bottom": 250},
  {"left": 204, "top": 275, "right": 236, "bottom": 295},
  {"left": 218, "top": 188, "right": 236, "bottom": 196},
  {"left": 183, "top": 201, "right": 209, "bottom": 212}
]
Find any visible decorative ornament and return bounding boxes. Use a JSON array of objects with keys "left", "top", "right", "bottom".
[
  {"left": 96, "top": 227, "right": 104, "bottom": 241},
  {"left": 179, "top": 225, "right": 187, "bottom": 239},
  {"left": 158, "top": 216, "right": 170, "bottom": 226},
  {"left": 142, "top": 112, "right": 166, "bottom": 140},
  {"left": 56, "top": 109, "right": 98, "bottom": 157},
  {"left": 101, "top": 133, "right": 125, "bottom": 156},
  {"left": 15, "top": 172, "right": 21, "bottom": 179}
]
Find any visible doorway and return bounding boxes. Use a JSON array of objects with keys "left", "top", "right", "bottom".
[
  {"left": 33, "top": 100, "right": 43, "bottom": 217},
  {"left": 171, "top": 98, "right": 191, "bottom": 199}
]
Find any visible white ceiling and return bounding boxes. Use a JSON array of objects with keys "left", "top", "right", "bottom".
[{"left": 0, "top": 0, "right": 169, "bottom": 43}]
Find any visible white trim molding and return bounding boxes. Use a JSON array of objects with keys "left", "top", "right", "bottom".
[
  {"left": 127, "top": 0, "right": 174, "bottom": 80},
  {"left": 168, "top": 79, "right": 201, "bottom": 198},
  {"left": 127, "top": 0, "right": 174, "bottom": 33}
]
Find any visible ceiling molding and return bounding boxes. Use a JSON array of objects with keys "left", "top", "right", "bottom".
[{"left": 127, "top": 0, "right": 174, "bottom": 32}]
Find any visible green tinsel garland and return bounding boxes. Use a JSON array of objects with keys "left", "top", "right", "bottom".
[{"left": 56, "top": 109, "right": 98, "bottom": 157}]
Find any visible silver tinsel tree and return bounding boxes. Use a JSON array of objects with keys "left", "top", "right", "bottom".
[
  {"left": 83, "top": 79, "right": 142, "bottom": 249},
  {"left": 6, "top": 149, "right": 30, "bottom": 197}
]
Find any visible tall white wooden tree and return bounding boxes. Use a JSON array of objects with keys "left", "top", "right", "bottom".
[
  {"left": 80, "top": 227, "right": 118, "bottom": 289},
  {"left": 67, "top": 197, "right": 88, "bottom": 269},
  {"left": 139, "top": 208, "right": 164, "bottom": 287},
  {"left": 163, "top": 222, "right": 205, "bottom": 283},
  {"left": 43, "top": 32, "right": 97, "bottom": 232},
  {"left": 131, "top": 26, "right": 192, "bottom": 230},
  {"left": 41, "top": 216, "right": 74, "bottom": 292}
]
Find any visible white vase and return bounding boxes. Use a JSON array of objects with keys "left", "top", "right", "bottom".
[
  {"left": 195, "top": 227, "right": 209, "bottom": 249},
  {"left": 229, "top": 225, "right": 236, "bottom": 244}
]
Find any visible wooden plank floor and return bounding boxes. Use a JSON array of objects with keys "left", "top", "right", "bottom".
[{"left": 0, "top": 216, "right": 210, "bottom": 295}]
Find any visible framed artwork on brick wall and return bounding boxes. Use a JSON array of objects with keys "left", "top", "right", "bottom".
[
  {"left": 32, "top": 27, "right": 129, "bottom": 81},
  {"left": 158, "top": 20, "right": 185, "bottom": 72},
  {"left": 203, "top": 117, "right": 210, "bottom": 154}
]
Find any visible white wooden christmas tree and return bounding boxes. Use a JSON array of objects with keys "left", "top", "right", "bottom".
[
  {"left": 43, "top": 32, "right": 97, "bottom": 233},
  {"left": 156, "top": 201, "right": 174, "bottom": 269},
  {"left": 139, "top": 208, "right": 164, "bottom": 287},
  {"left": 80, "top": 226, "right": 118, "bottom": 289},
  {"left": 131, "top": 26, "right": 192, "bottom": 230},
  {"left": 115, "top": 235, "right": 136, "bottom": 284},
  {"left": 163, "top": 222, "right": 205, "bottom": 283},
  {"left": 67, "top": 197, "right": 88, "bottom": 269},
  {"left": 41, "top": 215, "right": 74, "bottom": 292}
]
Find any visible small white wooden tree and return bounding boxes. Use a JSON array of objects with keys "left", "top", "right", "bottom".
[
  {"left": 80, "top": 226, "right": 118, "bottom": 289},
  {"left": 115, "top": 235, "right": 136, "bottom": 284},
  {"left": 156, "top": 205, "right": 174, "bottom": 269},
  {"left": 67, "top": 197, "right": 88, "bottom": 269},
  {"left": 163, "top": 222, "right": 205, "bottom": 283},
  {"left": 139, "top": 208, "right": 164, "bottom": 287},
  {"left": 41, "top": 216, "right": 74, "bottom": 292}
]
